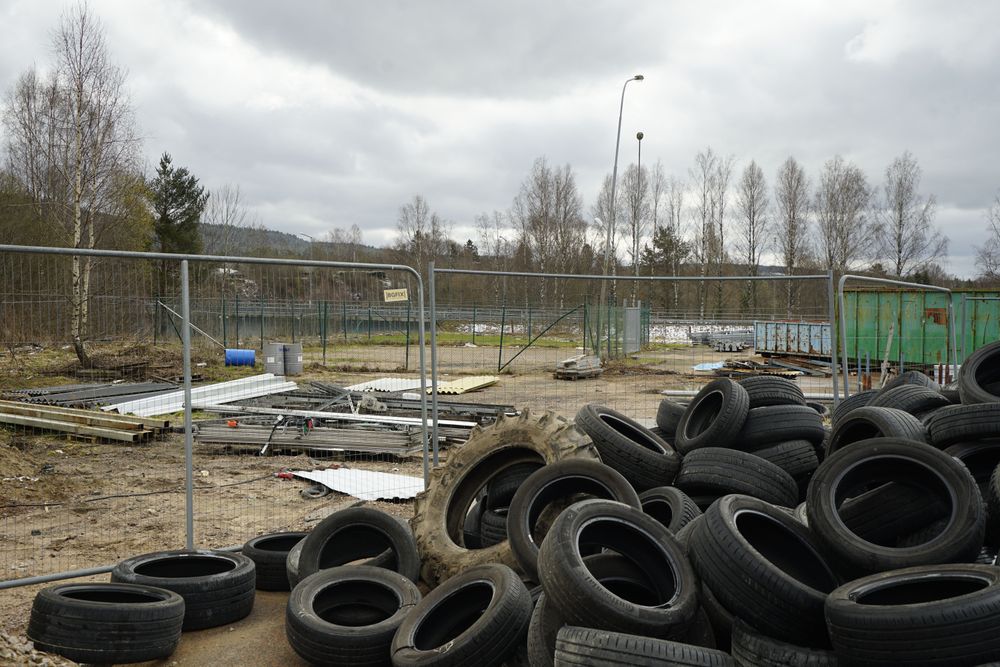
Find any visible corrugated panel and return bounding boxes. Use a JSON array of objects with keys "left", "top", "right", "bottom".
[
  {"left": 345, "top": 378, "right": 423, "bottom": 392},
  {"left": 292, "top": 468, "right": 423, "bottom": 501},
  {"left": 753, "top": 321, "right": 831, "bottom": 357},
  {"left": 432, "top": 376, "right": 498, "bottom": 395}
]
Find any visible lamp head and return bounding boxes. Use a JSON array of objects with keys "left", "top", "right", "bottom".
[
  {"left": 636, "top": 131, "right": 644, "bottom": 141},
  {"left": 633, "top": 74, "right": 644, "bottom": 81}
]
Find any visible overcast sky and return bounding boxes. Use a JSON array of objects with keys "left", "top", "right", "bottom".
[{"left": 1, "top": 0, "right": 998, "bottom": 277}]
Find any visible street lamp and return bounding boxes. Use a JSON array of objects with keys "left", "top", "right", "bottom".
[
  {"left": 636, "top": 131, "right": 644, "bottom": 306},
  {"left": 598, "top": 74, "right": 644, "bottom": 356}
]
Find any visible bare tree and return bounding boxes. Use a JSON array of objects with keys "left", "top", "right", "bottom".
[
  {"left": 975, "top": 191, "right": 1000, "bottom": 280},
  {"left": 476, "top": 210, "right": 513, "bottom": 302},
  {"left": 618, "top": 163, "right": 650, "bottom": 301},
  {"left": 394, "top": 194, "right": 450, "bottom": 273},
  {"left": 774, "top": 157, "right": 811, "bottom": 315},
  {"left": 202, "top": 184, "right": 265, "bottom": 256},
  {"left": 874, "top": 151, "right": 947, "bottom": 278},
  {"left": 324, "top": 224, "right": 363, "bottom": 262},
  {"left": 2, "top": 2, "right": 142, "bottom": 366},
  {"left": 712, "top": 153, "right": 734, "bottom": 316},
  {"left": 512, "top": 157, "right": 587, "bottom": 305},
  {"left": 735, "top": 160, "right": 769, "bottom": 313},
  {"left": 690, "top": 148, "right": 719, "bottom": 319},
  {"left": 664, "top": 176, "right": 685, "bottom": 309},
  {"left": 815, "top": 155, "right": 872, "bottom": 272}
]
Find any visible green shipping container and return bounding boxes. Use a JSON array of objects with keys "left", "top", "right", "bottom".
[{"left": 843, "top": 290, "right": 1000, "bottom": 367}]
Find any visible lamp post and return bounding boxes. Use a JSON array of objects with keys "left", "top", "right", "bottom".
[
  {"left": 636, "top": 130, "right": 644, "bottom": 306},
  {"left": 598, "top": 74, "right": 643, "bottom": 357}
]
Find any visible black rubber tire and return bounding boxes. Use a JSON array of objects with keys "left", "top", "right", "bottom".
[
  {"left": 110, "top": 549, "right": 255, "bottom": 631},
  {"left": 945, "top": 441, "right": 1000, "bottom": 490},
  {"left": 463, "top": 497, "right": 485, "bottom": 550},
  {"left": 27, "top": 582, "right": 184, "bottom": 664},
  {"left": 537, "top": 499, "right": 697, "bottom": 639},
  {"left": 285, "top": 565, "right": 420, "bottom": 667},
  {"left": 699, "top": 583, "right": 733, "bottom": 653},
  {"left": 825, "top": 563, "right": 1000, "bottom": 666},
  {"left": 391, "top": 563, "right": 532, "bottom": 667},
  {"left": 286, "top": 538, "right": 303, "bottom": 588},
  {"left": 807, "top": 438, "right": 985, "bottom": 574},
  {"left": 805, "top": 401, "right": 830, "bottom": 419},
  {"left": 243, "top": 532, "right": 306, "bottom": 591},
  {"left": 794, "top": 501, "right": 808, "bottom": 526},
  {"left": 688, "top": 494, "right": 840, "bottom": 646},
  {"left": 740, "top": 405, "right": 826, "bottom": 450},
  {"left": 674, "top": 448, "right": 799, "bottom": 508},
  {"left": 737, "top": 375, "right": 806, "bottom": 408},
  {"left": 941, "top": 383, "right": 962, "bottom": 404},
  {"left": 553, "top": 626, "right": 735, "bottom": 667},
  {"left": 673, "top": 513, "right": 705, "bottom": 555},
  {"left": 825, "top": 406, "right": 927, "bottom": 456},
  {"left": 836, "top": 481, "right": 949, "bottom": 546},
  {"left": 928, "top": 404, "right": 1000, "bottom": 448},
  {"left": 960, "top": 342, "right": 1000, "bottom": 404},
  {"left": 989, "top": 465, "right": 1000, "bottom": 550},
  {"left": 681, "top": 606, "right": 717, "bottom": 650},
  {"left": 656, "top": 399, "right": 687, "bottom": 437},
  {"left": 752, "top": 440, "right": 819, "bottom": 495},
  {"left": 507, "top": 458, "right": 641, "bottom": 581},
  {"left": 882, "top": 369, "right": 940, "bottom": 393},
  {"left": 526, "top": 553, "right": 654, "bottom": 667},
  {"left": 487, "top": 462, "right": 544, "bottom": 510},
  {"left": 730, "top": 618, "right": 837, "bottom": 667},
  {"left": 831, "top": 389, "right": 879, "bottom": 424},
  {"left": 299, "top": 506, "right": 419, "bottom": 583},
  {"left": 869, "top": 384, "right": 950, "bottom": 416},
  {"left": 639, "top": 485, "right": 702, "bottom": 534},
  {"left": 674, "top": 379, "right": 750, "bottom": 454},
  {"left": 480, "top": 508, "right": 509, "bottom": 547},
  {"left": 575, "top": 403, "right": 680, "bottom": 491}
]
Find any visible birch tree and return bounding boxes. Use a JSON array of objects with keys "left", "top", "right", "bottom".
[
  {"left": 975, "top": 192, "right": 1000, "bottom": 280},
  {"left": 874, "top": 151, "right": 947, "bottom": 277},
  {"left": 735, "top": 160, "right": 769, "bottom": 313},
  {"left": 815, "top": 155, "right": 872, "bottom": 272},
  {"left": 774, "top": 157, "right": 811, "bottom": 315}
]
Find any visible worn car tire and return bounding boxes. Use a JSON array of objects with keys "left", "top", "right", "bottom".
[
  {"left": 869, "top": 384, "right": 950, "bottom": 416},
  {"left": 412, "top": 410, "right": 597, "bottom": 585},
  {"left": 537, "top": 499, "right": 697, "bottom": 639},
  {"left": 243, "top": 532, "right": 306, "bottom": 591},
  {"left": 738, "top": 375, "right": 806, "bottom": 408},
  {"left": 807, "top": 438, "right": 985, "bottom": 574},
  {"left": 656, "top": 399, "right": 687, "bottom": 438},
  {"left": 479, "top": 508, "right": 509, "bottom": 548},
  {"left": 674, "top": 447, "right": 799, "bottom": 508},
  {"left": 553, "top": 626, "right": 735, "bottom": 667},
  {"left": 487, "top": 462, "right": 544, "bottom": 510},
  {"left": 639, "top": 485, "right": 702, "bottom": 534},
  {"left": 928, "top": 403, "right": 1000, "bottom": 448},
  {"left": 730, "top": 618, "right": 837, "bottom": 667},
  {"left": 836, "top": 481, "right": 949, "bottom": 546},
  {"left": 688, "top": 494, "right": 840, "bottom": 646},
  {"left": 831, "top": 389, "right": 879, "bottom": 425},
  {"left": 825, "top": 406, "right": 927, "bottom": 456},
  {"left": 826, "top": 564, "right": 1000, "bottom": 666},
  {"left": 391, "top": 564, "right": 532, "bottom": 667},
  {"left": 508, "top": 458, "right": 640, "bottom": 581},
  {"left": 286, "top": 565, "right": 420, "bottom": 667},
  {"left": 751, "top": 440, "right": 819, "bottom": 495},
  {"left": 944, "top": 441, "right": 1000, "bottom": 491},
  {"left": 958, "top": 340, "right": 1000, "bottom": 404},
  {"left": 740, "top": 405, "right": 827, "bottom": 449},
  {"left": 575, "top": 403, "right": 680, "bottom": 491},
  {"left": 27, "top": 583, "right": 184, "bottom": 664},
  {"left": 110, "top": 549, "right": 254, "bottom": 630},
  {"left": 298, "top": 506, "right": 419, "bottom": 583},
  {"left": 527, "top": 553, "right": 654, "bottom": 667},
  {"left": 882, "top": 369, "right": 939, "bottom": 393},
  {"left": 675, "top": 379, "right": 750, "bottom": 454}
]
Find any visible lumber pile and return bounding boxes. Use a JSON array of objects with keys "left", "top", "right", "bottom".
[{"left": 0, "top": 400, "right": 168, "bottom": 443}]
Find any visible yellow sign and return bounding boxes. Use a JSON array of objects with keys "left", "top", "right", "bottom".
[{"left": 384, "top": 288, "right": 409, "bottom": 302}]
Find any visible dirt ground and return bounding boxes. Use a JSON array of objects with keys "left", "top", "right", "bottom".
[{"left": 0, "top": 340, "right": 838, "bottom": 649}]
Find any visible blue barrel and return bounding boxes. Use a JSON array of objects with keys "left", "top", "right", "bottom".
[{"left": 224, "top": 348, "right": 256, "bottom": 367}]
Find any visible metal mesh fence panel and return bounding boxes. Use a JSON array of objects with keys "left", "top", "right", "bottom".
[
  {"left": 429, "top": 269, "right": 837, "bottom": 433},
  {"left": 0, "top": 247, "right": 431, "bottom": 586}
]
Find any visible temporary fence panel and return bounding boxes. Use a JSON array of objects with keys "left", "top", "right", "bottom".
[
  {"left": 428, "top": 267, "right": 839, "bottom": 458},
  {"left": 0, "top": 245, "right": 429, "bottom": 589}
]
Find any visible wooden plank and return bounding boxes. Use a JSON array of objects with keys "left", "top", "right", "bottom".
[
  {"left": 0, "top": 400, "right": 164, "bottom": 432},
  {"left": 0, "top": 399, "right": 167, "bottom": 430},
  {"left": 0, "top": 412, "right": 148, "bottom": 442}
]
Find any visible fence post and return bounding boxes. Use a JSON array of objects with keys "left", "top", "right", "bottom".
[
  {"left": 234, "top": 293, "right": 239, "bottom": 346},
  {"left": 368, "top": 304, "right": 372, "bottom": 341},
  {"left": 221, "top": 295, "right": 227, "bottom": 348},
  {"left": 153, "top": 297, "right": 158, "bottom": 346},
  {"left": 472, "top": 304, "right": 477, "bottom": 345},
  {"left": 528, "top": 306, "right": 533, "bottom": 341},
  {"left": 606, "top": 298, "right": 612, "bottom": 359},
  {"left": 342, "top": 301, "right": 348, "bottom": 342},
  {"left": 582, "top": 302, "right": 587, "bottom": 353},
  {"left": 499, "top": 303, "right": 507, "bottom": 372},
  {"left": 322, "top": 301, "right": 328, "bottom": 366},
  {"left": 259, "top": 297, "right": 264, "bottom": 350},
  {"left": 405, "top": 299, "right": 411, "bottom": 371},
  {"left": 180, "top": 260, "right": 194, "bottom": 550},
  {"left": 428, "top": 262, "right": 440, "bottom": 466},
  {"left": 291, "top": 296, "right": 296, "bottom": 344}
]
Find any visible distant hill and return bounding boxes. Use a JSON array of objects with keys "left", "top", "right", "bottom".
[{"left": 199, "top": 223, "right": 382, "bottom": 259}]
